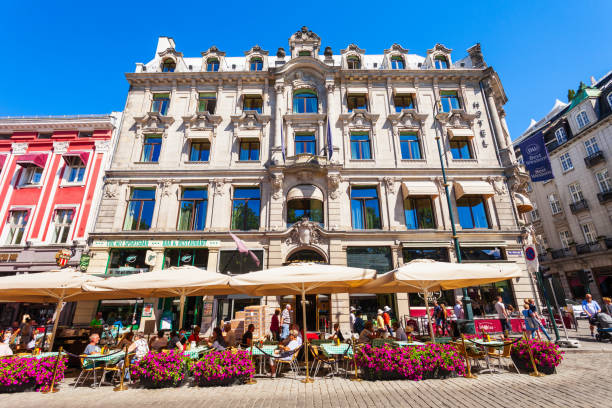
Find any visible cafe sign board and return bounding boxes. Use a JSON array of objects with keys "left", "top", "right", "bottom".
[{"left": 91, "top": 239, "right": 221, "bottom": 249}]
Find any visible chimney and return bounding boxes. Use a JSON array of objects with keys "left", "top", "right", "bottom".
[{"left": 156, "top": 36, "right": 176, "bottom": 55}]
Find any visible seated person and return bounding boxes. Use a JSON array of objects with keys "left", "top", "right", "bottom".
[
  {"left": 0, "top": 332, "right": 13, "bottom": 356},
  {"left": 116, "top": 331, "right": 134, "bottom": 349},
  {"left": 269, "top": 330, "right": 300, "bottom": 376},
  {"left": 208, "top": 327, "right": 227, "bottom": 351},
  {"left": 90, "top": 312, "right": 105, "bottom": 327},
  {"left": 223, "top": 322, "right": 237, "bottom": 347},
  {"left": 149, "top": 330, "right": 168, "bottom": 351},
  {"left": 392, "top": 322, "right": 407, "bottom": 342},
  {"left": 283, "top": 323, "right": 303, "bottom": 346},
  {"left": 128, "top": 333, "right": 149, "bottom": 362},
  {"left": 358, "top": 321, "right": 377, "bottom": 344},
  {"left": 170, "top": 329, "right": 186, "bottom": 349},
  {"left": 241, "top": 324, "right": 255, "bottom": 348},
  {"left": 83, "top": 333, "right": 101, "bottom": 355},
  {"left": 330, "top": 323, "right": 345, "bottom": 342},
  {"left": 185, "top": 326, "right": 201, "bottom": 349}
]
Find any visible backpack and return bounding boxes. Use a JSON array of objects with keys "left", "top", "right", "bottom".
[{"left": 353, "top": 317, "right": 365, "bottom": 334}]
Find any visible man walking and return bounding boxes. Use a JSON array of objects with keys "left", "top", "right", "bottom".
[
  {"left": 454, "top": 299, "right": 465, "bottom": 320},
  {"left": 495, "top": 296, "right": 511, "bottom": 335},
  {"left": 582, "top": 294, "right": 601, "bottom": 337},
  {"left": 280, "top": 304, "right": 292, "bottom": 340}
]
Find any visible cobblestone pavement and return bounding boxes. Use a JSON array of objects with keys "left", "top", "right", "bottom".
[{"left": 2, "top": 351, "right": 611, "bottom": 408}]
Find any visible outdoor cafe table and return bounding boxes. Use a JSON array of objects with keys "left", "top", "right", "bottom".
[
  {"left": 83, "top": 350, "right": 126, "bottom": 369},
  {"left": 468, "top": 339, "right": 505, "bottom": 374},
  {"left": 249, "top": 345, "right": 279, "bottom": 375},
  {"left": 395, "top": 341, "right": 425, "bottom": 347},
  {"left": 183, "top": 346, "right": 210, "bottom": 360},
  {"left": 320, "top": 343, "right": 353, "bottom": 376},
  {"left": 35, "top": 351, "right": 59, "bottom": 359}
]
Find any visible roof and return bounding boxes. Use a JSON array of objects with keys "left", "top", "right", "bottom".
[{"left": 567, "top": 82, "right": 601, "bottom": 111}]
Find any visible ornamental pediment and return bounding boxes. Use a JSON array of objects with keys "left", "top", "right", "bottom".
[
  {"left": 388, "top": 109, "right": 427, "bottom": 127},
  {"left": 182, "top": 112, "right": 222, "bottom": 130},
  {"left": 435, "top": 110, "right": 477, "bottom": 127},
  {"left": 384, "top": 43, "right": 409, "bottom": 55},
  {"left": 133, "top": 112, "right": 174, "bottom": 134},
  {"left": 158, "top": 48, "right": 183, "bottom": 59},
  {"left": 230, "top": 111, "right": 270, "bottom": 131},
  {"left": 339, "top": 110, "right": 379, "bottom": 127}
]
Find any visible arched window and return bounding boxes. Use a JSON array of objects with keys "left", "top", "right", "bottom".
[
  {"left": 287, "top": 185, "right": 324, "bottom": 226},
  {"left": 207, "top": 58, "right": 219, "bottom": 72},
  {"left": 250, "top": 57, "right": 263, "bottom": 71},
  {"left": 161, "top": 59, "right": 176, "bottom": 72},
  {"left": 390, "top": 55, "right": 405, "bottom": 69},
  {"left": 347, "top": 55, "right": 361, "bottom": 70},
  {"left": 287, "top": 250, "right": 326, "bottom": 264},
  {"left": 293, "top": 90, "right": 318, "bottom": 113},
  {"left": 434, "top": 55, "right": 449, "bottom": 69}
]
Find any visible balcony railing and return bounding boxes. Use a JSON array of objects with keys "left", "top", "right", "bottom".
[
  {"left": 569, "top": 199, "right": 589, "bottom": 214},
  {"left": 598, "top": 189, "right": 612, "bottom": 204},
  {"left": 584, "top": 150, "right": 605, "bottom": 168},
  {"left": 576, "top": 242, "right": 602, "bottom": 255},
  {"left": 550, "top": 249, "right": 572, "bottom": 259}
]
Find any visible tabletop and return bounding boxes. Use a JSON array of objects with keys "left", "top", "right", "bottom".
[
  {"left": 469, "top": 339, "right": 505, "bottom": 347},
  {"left": 249, "top": 345, "right": 278, "bottom": 356},
  {"left": 35, "top": 351, "right": 60, "bottom": 359},
  {"left": 83, "top": 350, "right": 126, "bottom": 368},
  {"left": 320, "top": 343, "right": 353, "bottom": 356},
  {"left": 183, "top": 346, "right": 210, "bottom": 359},
  {"left": 395, "top": 341, "right": 425, "bottom": 347}
]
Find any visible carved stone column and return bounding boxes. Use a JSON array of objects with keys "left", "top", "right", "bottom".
[
  {"left": 326, "top": 82, "right": 336, "bottom": 160},
  {"left": 483, "top": 80, "right": 508, "bottom": 150},
  {"left": 272, "top": 83, "right": 285, "bottom": 164}
]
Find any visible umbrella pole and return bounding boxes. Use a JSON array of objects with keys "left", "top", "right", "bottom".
[
  {"left": 48, "top": 300, "right": 62, "bottom": 351},
  {"left": 178, "top": 294, "right": 186, "bottom": 330},
  {"left": 301, "top": 287, "right": 313, "bottom": 383},
  {"left": 424, "top": 291, "right": 435, "bottom": 344}
]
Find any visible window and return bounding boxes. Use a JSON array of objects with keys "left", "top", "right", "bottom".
[
  {"left": 399, "top": 132, "right": 421, "bottom": 160},
  {"left": 4, "top": 210, "right": 28, "bottom": 245},
  {"left": 548, "top": 193, "right": 562, "bottom": 214},
  {"left": 243, "top": 95, "right": 263, "bottom": 113},
  {"left": 608, "top": 93, "right": 612, "bottom": 108},
  {"left": 295, "top": 134, "right": 316, "bottom": 155},
  {"left": 581, "top": 223, "right": 597, "bottom": 244},
  {"left": 402, "top": 248, "right": 449, "bottom": 262},
  {"left": 293, "top": 91, "right": 318, "bottom": 113},
  {"left": 38, "top": 133, "right": 52, "bottom": 139},
  {"left": 576, "top": 111, "right": 590, "bottom": 129},
  {"left": 62, "top": 155, "right": 86, "bottom": 183},
  {"left": 198, "top": 93, "right": 217, "bottom": 114},
  {"left": 0, "top": 253, "right": 18, "bottom": 262},
  {"left": 140, "top": 135, "right": 162, "bottom": 163},
  {"left": 287, "top": 199, "right": 323, "bottom": 225},
  {"left": 526, "top": 182, "right": 532, "bottom": 193},
  {"left": 350, "top": 186, "right": 381, "bottom": 229},
  {"left": 20, "top": 167, "right": 43, "bottom": 186},
  {"left": 394, "top": 94, "right": 415, "bottom": 112},
  {"left": 559, "top": 152, "right": 573, "bottom": 172},
  {"left": 530, "top": 202, "right": 540, "bottom": 221},
  {"left": 559, "top": 230, "right": 571, "bottom": 249},
  {"left": 151, "top": 93, "right": 170, "bottom": 115},
  {"left": 584, "top": 137, "right": 600, "bottom": 156},
  {"left": 347, "top": 247, "right": 391, "bottom": 274},
  {"left": 434, "top": 55, "right": 449, "bottom": 69},
  {"left": 50, "top": 209, "right": 74, "bottom": 244},
  {"left": 239, "top": 141, "right": 260, "bottom": 161},
  {"left": 440, "top": 91, "right": 460, "bottom": 112},
  {"left": 554, "top": 128, "right": 567, "bottom": 144},
  {"left": 460, "top": 247, "right": 504, "bottom": 261},
  {"left": 347, "top": 94, "right": 367, "bottom": 112},
  {"left": 165, "top": 248, "right": 209, "bottom": 268},
  {"left": 347, "top": 55, "right": 361, "bottom": 69},
  {"left": 390, "top": 56, "right": 405, "bottom": 69},
  {"left": 568, "top": 183, "right": 584, "bottom": 203},
  {"left": 250, "top": 57, "right": 263, "bottom": 71},
  {"left": 178, "top": 188, "right": 208, "bottom": 231},
  {"left": 108, "top": 249, "right": 150, "bottom": 275},
  {"left": 231, "top": 187, "right": 260, "bottom": 230},
  {"left": 123, "top": 188, "right": 155, "bottom": 231},
  {"left": 596, "top": 169, "right": 612, "bottom": 192},
  {"left": 450, "top": 140, "right": 473, "bottom": 159},
  {"left": 189, "top": 140, "right": 210, "bottom": 162},
  {"left": 456, "top": 196, "right": 490, "bottom": 229},
  {"left": 219, "top": 249, "right": 263, "bottom": 274},
  {"left": 78, "top": 131, "right": 93, "bottom": 138},
  {"left": 298, "top": 50, "right": 311, "bottom": 56},
  {"left": 350, "top": 132, "right": 372, "bottom": 160},
  {"left": 404, "top": 197, "right": 435, "bottom": 229},
  {"left": 161, "top": 59, "right": 176, "bottom": 72},
  {"left": 206, "top": 58, "right": 219, "bottom": 72}
]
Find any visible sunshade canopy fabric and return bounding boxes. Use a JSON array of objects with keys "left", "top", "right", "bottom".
[
  {"left": 401, "top": 181, "right": 439, "bottom": 197},
  {"left": 229, "top": 263, "right": 377, "bottom": 296},
  {"left": 62, "top": 152, "right": 90, "bottom": 166},
  {"left": 287, "top": 185, "right": 324, "bottom": 201},
  {"left": 453, "top": 180, "right": 495, "bottom": 199},
  {"left": 82, "top": 266, "right": 232, "bottom": 299},
  {"left": 514, "top": 193, "right": 534, "bottom": 213},
  {"left": 0, "top": 268, "right": 103, "bottom": 302},
  {"left": 448, "top": 128, "right": 474, "bottom": 139},
  {"left": 356, "top": 259, "right": 522, "bottom": 294},
  {"left": 16, "top": 153, "right": 47, "bottom": 168}
]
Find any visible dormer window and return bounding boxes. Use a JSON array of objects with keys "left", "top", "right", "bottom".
[
  {"left": 555, "top": 127, "right": 567, "bottom": 144},
  {"left": 391, "top": 56, "right": 405, "bottom": 69},
  {"left": 293, "top": 90, "right": 318, "bottom": 113},
  {"left": 250, "top": 57, "right": 263, "bottom": 71},
  {"left": 347, "top": 56, "right": 361, "bottom": 70},
  {"left": 243, "top": 95, "right": 263, "bottom": 114},
  {"left": 298, "top": 51, "right": 311, "bottom": 57},
  {"left": 161, "top": 59, "right": 176, "bottom": 72},
  {"left": 434, "top": 55, "right": 449, "bottom": 69},
  {"left": 394, "top": 94, "right": 415, "bottom": 112},
  {"left": 207, "top": 58, "right": 219, "bottom": 72},
  {"left": 576, "top": 111, "right": 590, "bottom": 129}
]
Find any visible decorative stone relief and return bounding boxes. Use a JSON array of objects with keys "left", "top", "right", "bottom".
[
  {"left": 52, "top": 141, "right": 69, "bottom": 154},
  {"left": 487, "top": 176, "right": 507, "bottom": 195},
  {"left": 271, "top": 174, "right": 284, "bottom": 200},
  {"left": 11, "top": 143, "right": 28, "bottom": 155},
  {"left": 103, "top": 180, "right": 119, "bottom": 198},
  {"left": 383, "top": 177, "right": 396, "bottom": 194},
  {"left": 285, "top": 220, "right": 324, "bottom": 247},
  {"left": 159, "top": 179, "right": 175, "bottom": 196},
  {"left": 213, "top": 178, "right": 226, "bottom": 196},
  {"left": 94, "top": 140, "right": 111, "bottom": 152},
  {"left": 327, "top": 174, "right": 342, "bottom": 199}
]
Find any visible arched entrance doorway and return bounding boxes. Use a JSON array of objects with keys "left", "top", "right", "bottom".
[{"left": 286, "top": 249, "right": 326, "bottom": 264}]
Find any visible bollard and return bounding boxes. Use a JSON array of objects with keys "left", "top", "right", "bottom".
[
  {"left": 113, "top": 346, "right": 130, "bottom": 391},
  {"left": 350, "top": 341, "right": 361, "bottom": 382},
  {"left": 42, "top": 347, "right": 63, "bottom": 394},
  {"left": 460, "top": 336, "right": 477, "bottom": 379}
]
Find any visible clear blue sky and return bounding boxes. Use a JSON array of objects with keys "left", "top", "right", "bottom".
[{"left": 1, "top": 1, "right": 611, "bottom": 141}]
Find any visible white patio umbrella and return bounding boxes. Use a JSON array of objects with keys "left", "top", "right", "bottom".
[
  {"left": 0, "top": 268, "right": 104, "bottom": 350},
  {"left": 357, "top": 259, "right": 523, "bottom": 341},
  {"left": 229, "top": 263, "right": 377, "bottom": 383},
  {"left": 83, "top": 265, "right": 232, "bottom": 328}
]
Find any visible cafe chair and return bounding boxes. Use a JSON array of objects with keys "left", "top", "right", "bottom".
[
  {"left": 99, "top": 359, "right": 122, "bottom": 386},
  {"left": 275, "top": 346, "right": 302, "bottom": 379},
  {"left": 74, "top": 355, "right": 105, "bottom": 388},
  {"left": 310, "top": 345, "right": 337, "bottom": 378},
  {"left": 487, "top": 342, "right": 519, "bottom": 373}
]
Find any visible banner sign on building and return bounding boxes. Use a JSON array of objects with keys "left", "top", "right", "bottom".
[{"left": 517, "top": 131, "right": 554, "bottom": 182}]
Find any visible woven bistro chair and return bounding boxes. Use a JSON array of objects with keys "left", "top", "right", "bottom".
[
  {"left": 274, "top": 345, "right": 302, "bottom": 379},
  {"left": 310, "top": 344, "right": 337, "bottom": 378},
  {"left": 487, "top": 342, "right": 519, "bottom": 373},
  {"left": 74, "top": 355, "right": 105, "bottom": 388}
]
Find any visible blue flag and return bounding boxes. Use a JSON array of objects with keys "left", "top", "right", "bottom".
[
  {"left": 517, "top": 131, "right": 553, "bottom": 182},
  {"left": 327, "top": 117, "right": 333, "bottom": 159}
]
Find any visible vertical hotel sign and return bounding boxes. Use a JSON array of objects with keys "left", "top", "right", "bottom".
[{"left": 517, "top": 131, "right": 554, "bottom": 182}]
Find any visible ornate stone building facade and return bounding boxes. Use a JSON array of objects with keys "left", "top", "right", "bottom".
[
  {"left": 514, "top": 72, "right": 612, "bottom": 305},
  {"left": 83, "top": 28, "right": 534, "bottom": 333}
]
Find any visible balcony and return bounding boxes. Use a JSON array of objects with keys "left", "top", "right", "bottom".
[
  {"left": 584, "top": 150, "right": 605, "bottom": 168},
  {"left": 550, "top": 248, "right": 572, "bottom": 259},
  {"left": 598, "top": 190, "right": 612, "bottom": 204},
  {"left": 569, "top": 199, "right": 589, "bottom": 214},
  {"left": 576, "top": 242, "right": 602, "bottom": 255}
]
